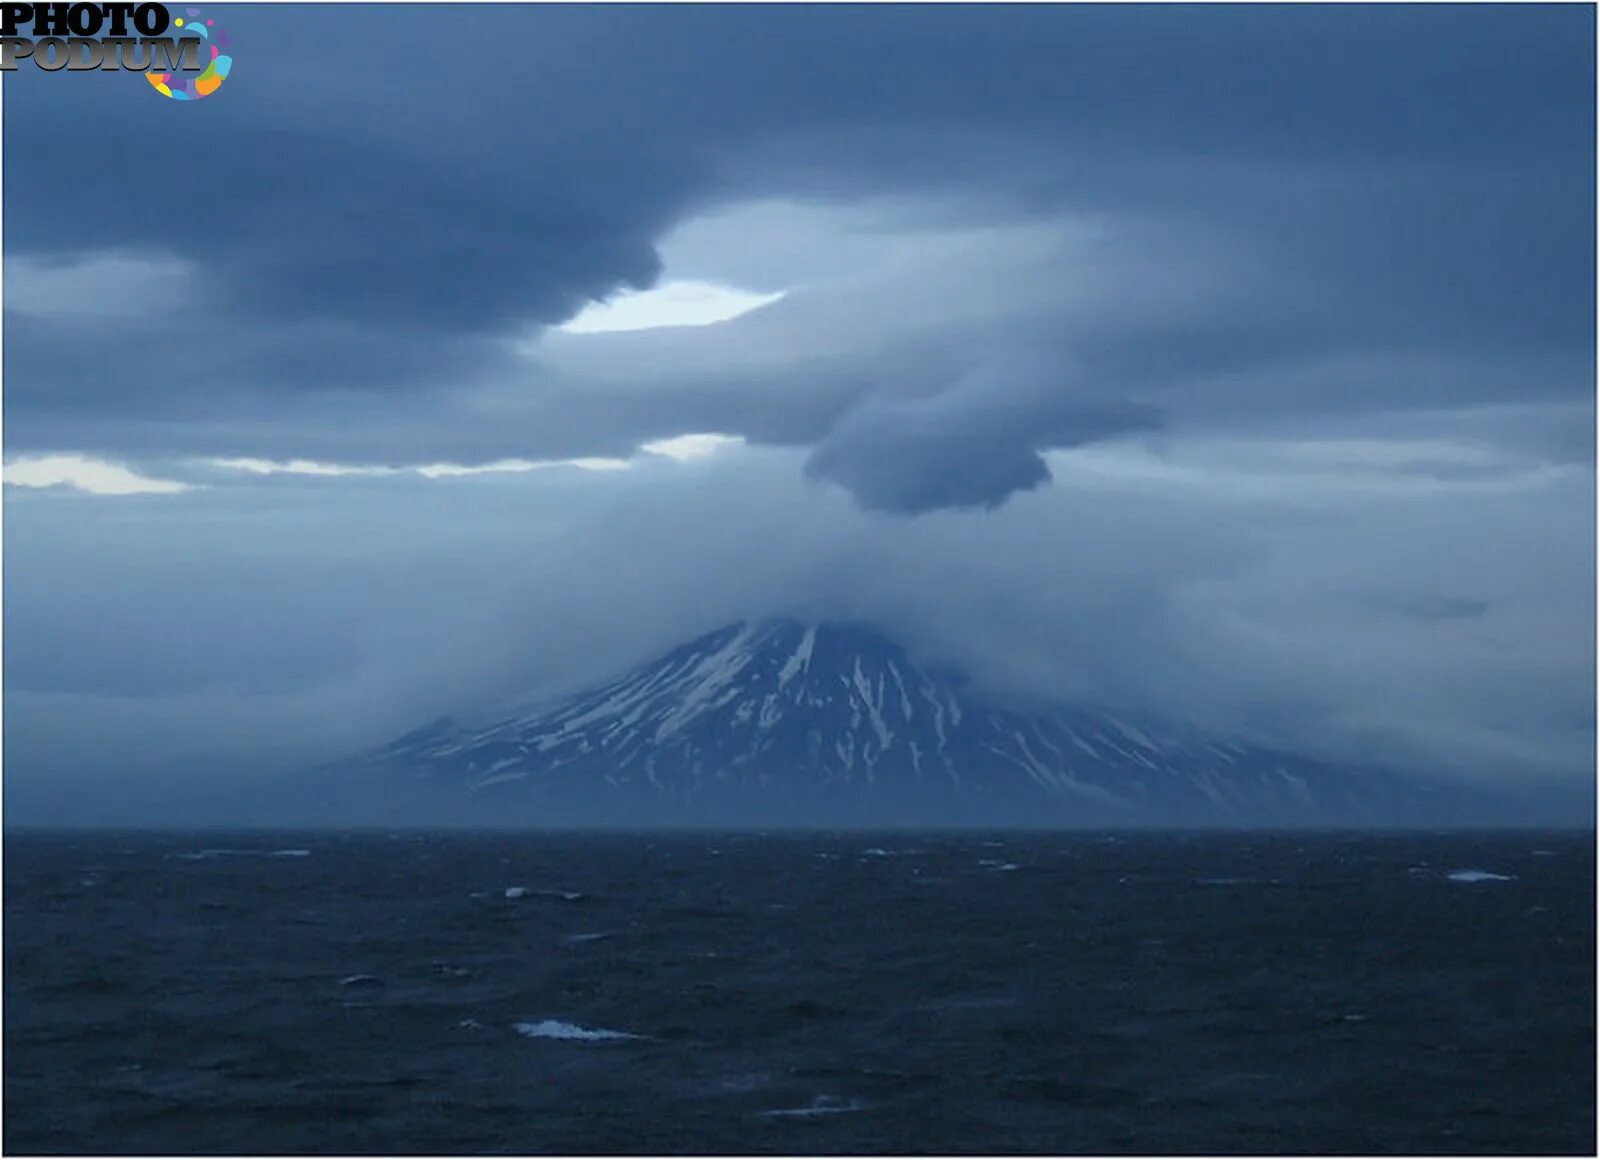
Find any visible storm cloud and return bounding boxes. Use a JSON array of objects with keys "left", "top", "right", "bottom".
[
  {"left": 8, "top": 5, "right": 1594, "bottom": 507},
  {"left": 3, "top": 4, "right": 1593, "bottom": 821}
]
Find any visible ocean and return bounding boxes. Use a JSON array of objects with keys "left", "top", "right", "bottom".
[{"left": 4, "top": 829, "right": 1594, "bottom": 1154}]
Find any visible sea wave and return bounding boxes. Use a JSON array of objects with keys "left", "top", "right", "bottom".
[
  {"left": 1447, "top": 869, "right": 1514, "bottom": 884},
  {"left": 504, "top": 887, "right": 583, "bottom": 901},
  {"left": 756, "top": 1095, "right": 868, "bottom": 1118},
  {"left": 174, "top": 848, "right": 312, "bottom": 861},
  {"left": 512, "top": 1020, "right": 642, "bottom": 1042}
]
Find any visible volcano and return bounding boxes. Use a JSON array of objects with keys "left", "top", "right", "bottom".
[{"left": 333, "top": 619, "right": 1474, "bottom": 826}]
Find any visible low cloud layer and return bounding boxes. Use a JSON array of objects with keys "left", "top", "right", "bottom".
[{"left": 7, "top": 433, "right": 1592, "bottom": 813}]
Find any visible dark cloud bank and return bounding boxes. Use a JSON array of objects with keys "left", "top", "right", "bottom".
[{"left": 3, "top": 4, "right": 1593, "bottom": 823}]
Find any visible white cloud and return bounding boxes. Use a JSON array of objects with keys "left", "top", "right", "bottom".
[
  {"left": 557, "top": 280, "right": 785, "bottom": 335},
  {"left": 209, "top": 457, "right": 397, "bottom": 478},
  {"left": 204, "top": 438, "right": 742, "bottom": 480},
  {"left": 640, "top": 433, "right": 745, "bottom": 462},
  {"left": 414, "top": 457, "right": 631, "bottom": 477},
  {"left": 4, "top": 454, "right": 193, "bottom": 495},
  {"left": 205, "top": 455, "right": 633, "bottom": 480}
]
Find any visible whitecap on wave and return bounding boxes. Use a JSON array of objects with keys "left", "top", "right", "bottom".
[
  {"left": 175, "top": 848, "right": 312, "bottom": 861},
  {"left": 504, "top": 886, "right": 583, "bottom": 901},
  {"left": 1447, "top": 869, "right": 1514, "bottom": 883},
  {"left": 757, "top": 1095, "right": 868, "bottom": 1118},
  {"left": 513, "top": 1020, "right": 642, "bottom": 1042}
]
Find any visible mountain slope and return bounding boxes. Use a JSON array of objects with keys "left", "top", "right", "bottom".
[{"left": 339, "top": 619, "right": 1469, "bottom": 825}]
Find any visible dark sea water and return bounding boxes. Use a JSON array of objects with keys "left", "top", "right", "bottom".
[{"left": 4, "top": 829, "right": 1594, "bottom": 1155}]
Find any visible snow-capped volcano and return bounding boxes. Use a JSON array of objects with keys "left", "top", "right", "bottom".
[{"left": 344, "top": 619, "right": 1465, "bottom": 825}]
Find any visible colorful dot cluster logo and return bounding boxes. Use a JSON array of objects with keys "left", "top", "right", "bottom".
[{"left": 146, "top": 6, "right": 228, "bottom": 99}]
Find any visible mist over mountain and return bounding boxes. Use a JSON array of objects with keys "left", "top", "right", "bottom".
[{"left": 274, "top": 619, "right": 1513, "bottom": 829}]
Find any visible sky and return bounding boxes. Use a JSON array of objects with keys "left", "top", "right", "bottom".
[{"left": 3, "top": 4, "right": 1594, "bottom": 823}]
